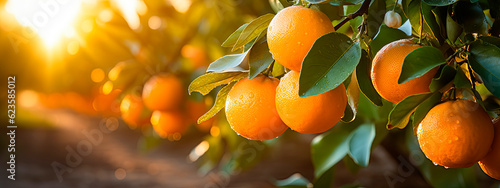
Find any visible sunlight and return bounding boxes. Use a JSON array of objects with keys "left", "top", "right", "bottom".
[
  {"left": 5, "top": 0, "right": 83, "bottom": 48},
  {"left": 111, "top": 0, "right": 141, "bottom": 30}
]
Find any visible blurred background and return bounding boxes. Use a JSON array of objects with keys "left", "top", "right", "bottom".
[{"left": 0, "top": 0, "right": 498, "bottom": 187}]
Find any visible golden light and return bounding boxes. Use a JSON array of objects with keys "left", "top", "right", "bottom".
[
  {"left": 91, "top": 68, "right": 105, "bottom": 83},
  {"left": 19, "top": 90, "right": 40, "bottom": 108},
  {"left": 111, "top": 0, "right": 141, "bottom": 30},
  {"left": 66, "top": 40, "right": 80, "bottom": 55},
  {"left": 169, "top": 0, "right": 192, "bottom": 13},
  {"left": 102, "top": 81, "right": 114, "bottom": 95},
  {"left": 188, "top": 140, "right": 210, "bottom": 162},
  {"left": 120, "top": 97, "right": 131, "bottom": 113},
  {"left": 148, "top": 16, "right": 162, "bottom": 30},
  {"left": 5, "top": 0, "right": 83, "bottom": 48}
]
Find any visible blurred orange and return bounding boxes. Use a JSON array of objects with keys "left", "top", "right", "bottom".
[
  {"left": 181, "top": 44, "right": 208, "bottom": 68},
  {"left": 186, "top": 100, "right": 213, "bottom": 132},
  {"left": 93, "top": 89, "right": 122, "bottom": 117},
  {"left": 142, "top": 74, "right": 185, "bottom": 111},
  {"left": 120, "top": 93, "right": 151, "bottom": 129},
  {"left": 150, "top": 110, "right": 189, "bottom": 140}
]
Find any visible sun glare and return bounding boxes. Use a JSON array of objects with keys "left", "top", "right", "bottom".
[{"left": 5, "top": 0, "right": 83, "bottom": 48}]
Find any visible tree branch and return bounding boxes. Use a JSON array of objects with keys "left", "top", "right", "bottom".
[{"left": 334, "top": 0, "right": 372, "bottom": 31}]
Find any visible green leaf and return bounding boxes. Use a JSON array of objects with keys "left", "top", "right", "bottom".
[
  {"left": 188, "top": 72, "right": 247, "bottom": 95},
  {"left": 429, "top": 65, "right": 456, "bottom": 92},
  {"left": 369, "top": 25, "right": 408, "bottom": 57},
  {"left": 348, "top": 123, "right": 375, "bottom": 167},
  {"left": 412, "top": 92, "right": 441, "bottom": 134},
  {"left": 311, "top": 124, "right": 352, "bottom": 178},
  {"left": 275, "top": 173, "right": 310, "bottom": 188},
  {"left": 299, "top": 32, "right": 361, "bottom": 97},
  {"left": 207, "top": 51, "right": 250, "bottom": 72},
  {"left": 232, "top": 14, "right": 274, "bottom": 51},
  {"left": 342, "top": 72, "right": 359, "bottom": 123},
  {"left": 387, "top": 92, "right": 434, "bottom": 129},
  {"left": 469, "top": 42, "right": 500, "bottom": 98},
  {"left": 366, "top": 0, "right": 386, "bottom": 38},
  {"left": 356, "top": 50, "right": 383, "bottom": 106},
  {"left": 222, "top": 23, "right": 249, "bottom": 48},
  {"left": 399, "top": 46, "right": 446, "bottom": 84},
  {"left": 453, "top": 1, "right": 488, "bottom": 35},
  {"left": 306, "top": 0, "right": 328, "bottom": 4},
  {"left": 422, "top": 0, "right": 458, "bottom": 6},
  {"left": 402, "top": 0, "right": 421, "bottom": 34},
  {"left": 249, "top": 40, "right": 273, "bottom": 79},
  {"left": 454, "top": 66, "right": 472, "bottom": 89},
  {"left": 478, "top": 36, "right": 500, "bottom": 48},
  {"left": 421, "top": 2, "right": 444, "bottom": 46},
  {"left": 446, "top": 11, "right": 462, "bottom": 43},
  {"left": 272, "top": 62, "right": 285, "bottom": 78},
  {"left": 197, "top": 82, "right": 236, "bottom": 124}
]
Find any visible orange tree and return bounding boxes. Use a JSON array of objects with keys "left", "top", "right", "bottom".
[{"left": 188, "top": 0, "right": 500, "bottom": 187}]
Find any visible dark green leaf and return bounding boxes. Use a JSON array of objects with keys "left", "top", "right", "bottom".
[
  {"left": 249, "top": 40, "right": 273, "bottom": 79},
  {"left": 412, "top": 92, "right": 441, "bottom": 135},
  {"left": 446, "top": 11, "right": 462, "bottom": 43},
  {"left": 478, "top": 36, "right": 500, "bottom": 48},
  {"left": 454, "top": 66, "right": 472, "bottom": 89},
  {"left": 197, "top": 82, "right": 236, "bottom": 124},
  {"left": 275, "top": 173, "right": 310, "bottom": 188},
  {"left": 469, "top": 42, "right": 500, "bottom": 98},
  {"left": 348, "top": 123, "right": 375, "bottom": 167},
  {"left": 312, "top": 124, "right": 353, "bottom": 178},
  {"left": 422, "top": 0, "right": 458, "bottom": 6},
  {"left": 356, "top": 50, "right": 383, "bottom": 106},
  {"left": 233, "top": 14, "right": 274, "bottom": 51},
  {"left": 369, "top": 25, "right": 408, "bottom": 57},
  {"left": 188, "top": 72, "right": 247, "bottom": 95},
  {"left": 222, "top": 23, "right": 249, "bottom": 48},
  {"left": 399, "top": 46, "right": 446, "bottom": 84},
  {"left": 299, "top": 32, "right": 361, "bottom": 97},
  {"left": 422, "top": 2, "right": 444, "bottom": 46},
  {"left": 207, "top": 51, "right": 250, "bottom": 72},
  {"left": 315, "top": 3, "right": 344, "bottom": 21},
  {"left": 402, "top": 0, "right": 421, "bottom": 34},
  {"left": 453, "top": 1, "right": 488, "bottom": 34},
  {"left": 366, "top": 0, "right": 386, "bottom": 38},
  {"left": 387, "top": 93, "right": 434, "bottom": 129},
  {"left": 429, "top": 65, "right": 456, "bottom": 92}
]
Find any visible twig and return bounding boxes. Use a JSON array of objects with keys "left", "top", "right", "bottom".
[{"left": 334, "top": 0, "right": 372, "bottom": 31}]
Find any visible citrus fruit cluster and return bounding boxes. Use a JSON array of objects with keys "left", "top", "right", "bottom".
[{"left": 224, "top": 6, "right": 347, "bottom": 141}]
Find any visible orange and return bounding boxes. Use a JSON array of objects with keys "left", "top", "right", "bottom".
[
  {"left": 181, "top": 44, "right": 208, "bottom": 68},
  {"left": 150, "top": 110, "right": 188, "bottom": 139},
  {"left": 417, "top": 100, "right": 494, "bottom": 168},
  {"left": 142, "top": 74, "right": 185, "bottom": 111},
  {"left": 479, "top": 118, "right": 500, "bottom": 180},
  {"left": 276, "top": 71, "right": 347, "bottom": 134},
  {"left": 120, "top": 93, "right": 151, "bottom": 129},
  {"left": 267, "top": 6, "right": 334, "bottom": 72},
  {"left": 186, "top": 100, "right": 213, "bottom": 132},
  {"left": 225, "top": 75, "right": 288, "bottom": 140},
  {"left": 92, "top": 89, "right": 122, "bottom": 116},
  {"left": 371, "top": 39, "right": 438, "bottom": 104}
]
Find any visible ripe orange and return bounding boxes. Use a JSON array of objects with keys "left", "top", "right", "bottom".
[
  {"left": 267, "top": 6, "right": 334, "bottom": 72},
  {"left": 479, "top": 118, "right": 500, "bottom": 180},
  {"left": 417, "top": 100, "right": 494, "bottom": 168},
  {"left": 181, "top": 44, "right": 208, "bottom": 68},
  {"left": 92, "top": 89, "right": 122, "bottom": 116},
  {"left": 225, "top": 75, "right": 288, "bottom": 140},
  {"left": 150, "top": 110, "right": 188, "bottom": 139},
  {"left": 275, "top": 71, "right": 347, "bottom": 134},
  {"left": 186, "top": 100, "right": 214, "bottom": 132},
  {"left": 120, "top": 93, "right": 150, "bottom": 129},
  {"left": 142, "top": 74, "right": 185, "bottom": 111},
  {"left": 371, "top": 39, "right": 438, "bottom": 104}
]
